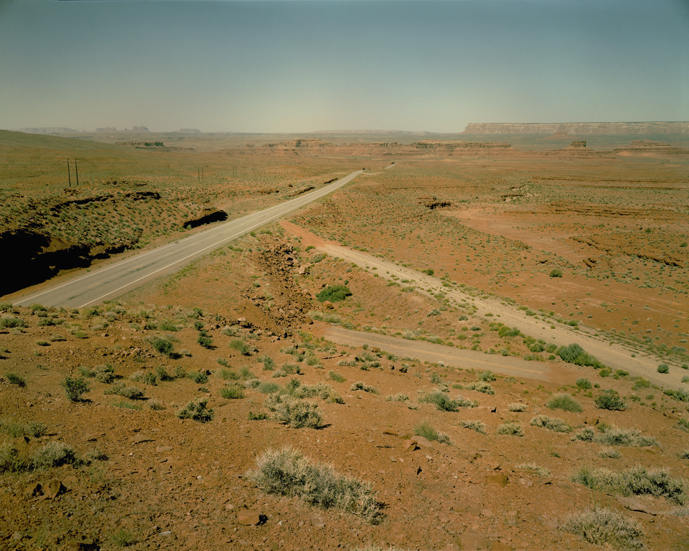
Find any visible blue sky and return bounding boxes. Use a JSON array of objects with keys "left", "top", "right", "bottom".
[{"left": 0, "top": 0, "right": 687, "bottom": 132}]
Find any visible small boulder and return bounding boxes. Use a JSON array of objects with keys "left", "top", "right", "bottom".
[
  {"left": 486, "top": 474, "right": 509, "bottom": 487},
  {"left": 237, "top": 511, "right": 265, "bottom": 526},
  {"left": 43, "top": 480, "right": 66, "bottom": 499}
]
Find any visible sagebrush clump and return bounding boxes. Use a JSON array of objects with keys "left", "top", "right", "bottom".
[{"left": 248, "top": 447, "right": 381, "bottom": 523}]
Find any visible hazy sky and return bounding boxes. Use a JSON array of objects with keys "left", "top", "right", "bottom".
[{"left": 1, "top": 0, "right": 687, "bottom": 133}]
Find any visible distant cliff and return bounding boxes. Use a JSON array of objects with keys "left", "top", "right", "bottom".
[{"left": 462, "top": 122, "right": 689, "bottom": 135}]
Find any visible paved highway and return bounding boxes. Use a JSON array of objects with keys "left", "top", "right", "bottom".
[{"left": 15, "top": 170, "right": 362, "bottom": 308}]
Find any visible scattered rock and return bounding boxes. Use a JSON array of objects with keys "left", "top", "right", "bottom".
[
  {"left": 486, "top": 474, "right": 509, "bottom": 487},
  {"left": 24, "top": 482, "right": 42, "bottom": 498},
  {"left": 237, "top": 511, "right": 265, "bottom": 526},
  {"left": 43, "top": 480, "right": 66, "bottom": 499},
  {"left": 403, "top": 440, "right": 419, "bottom": 452},
  {"left": 410, "top": 435, "right": 432, "bottom": 447},
  {"left": 519, "top": 477, "right": 534, "bottom": 488},
  {"left": 156, "top": 446, "right": 173, "bottom": 453},
  {"left": 616, "top": 496, "right": 660, "bottom": 516}
]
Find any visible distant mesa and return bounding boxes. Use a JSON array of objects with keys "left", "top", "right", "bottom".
[
  {"left": 20, "top": 127, "right": 78, "bottom": 134},
  {"left": 96, "top": 126, "right": 118, "bottom": 132},
  {"left": 131, "top": 126, "right": 149, "bottom": 132},
  {"left": 178, "top": 128, "right": 201, "bottom": 133},
  {"left": 614, "top": 140, "right": 689, "bottom": 155},
  {"left": 546, "top": 131, "right": 571, "bottom": 140},
  {"left": 463, "top": 122, "right": 689, "bottom": 135},
  {"left": 569, "top": 141, "right": 587, "bottom": 148}
]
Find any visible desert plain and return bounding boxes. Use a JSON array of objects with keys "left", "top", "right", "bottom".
[{"left": 1, "top": 127, "right": 689, "bottom": 550}]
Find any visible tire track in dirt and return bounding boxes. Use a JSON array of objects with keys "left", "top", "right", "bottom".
[{"left": 282, "top": 221, "right": 683, "bottom": 389}]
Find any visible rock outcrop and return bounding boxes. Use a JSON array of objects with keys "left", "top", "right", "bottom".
[{"left": 463, "top": 122, "right": 689, "bottom": 135}]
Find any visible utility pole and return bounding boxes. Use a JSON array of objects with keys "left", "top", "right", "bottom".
[
  {"left": 74, "top": 159, "right": 79, "bottom": 186},
  {"left": 67, "top": 159, "right": 71, "bottom": 187}
]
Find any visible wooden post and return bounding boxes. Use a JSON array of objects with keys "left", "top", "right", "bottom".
[
  {"left": 67, "top": 159, "right": 71, "bottom": 187},
  {"left": 74, "top": 159, "right": 79, "bottom": 186}
]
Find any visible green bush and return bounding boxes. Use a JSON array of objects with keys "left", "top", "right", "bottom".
[
  {"left": 414, "top": 421, "right": 450, "bottom": 444},
  {"left": 547, "top": 394, "right": 583, "bottom": 412},
  {"left": 248, "top": 447, "right": 381, "bottom": 523},
  {"left": 561, "top": 507, "right": 644, "bottom": 550},
  {"left": 220, "top": 384, "right": 245, "bottom": 399},
  {"left": 572, "top": 465, "right": 688, "bottom": 505},
  {"left": 31, "top": 442, "right": 78, "bottom": 470},
  {"left": 557, "top": 344, "right": 604, "bottom": 368},
  {"left": 258, "top": 381, "right": 281, "bottom": 394},
  {"left": 264, "top": 394, "right": 322, "bottom": 428},
  {"left": 530, "top": 415, "right": 572, "bottom": 433},
  {"left": 497, "top": 422, "right": 523, "bottom": 437},
  {"left": 5, "top": 373, "right": 25, "bottom": 387},
  {"left": 316, "top": 285, "right": 352, "bottom": 303},
  {"left": 150, "top": 337, "right": 174, "bottom": 357},
  {"left": 0, "top": 419, "right": 47, "bottom": 438},
  {"left": 230, "top": 338, "right": 251, "bottom": 356},
  {"left": 594, "top": 427, "right": 657, "bottom": 447},
  {"left": 0, "top": 316, "right": 26, "bottom": 329},
  {"left": 104, "top": 383, "right": 145, "bottom": 400},
  {"left": 421, "top": 391, "right": 474, "bottom": 411},
  {"left": 0, "top": 442, "right": 23, "bottom": 473},
  {"left": 508, "top": 403, "right": 528, "bottom": 412},
  {"left": 576, "top": 378, "right": 592, "bottom": 389},
  {"left": 595, "top": 390, "right": 627, "bottom": 411},
  {"left": 189, "top": 371, "right": 209, "bottom": 384},
  {"left": 350, "top": 381, "right": 377, "bottom": 394},
  {"left": 62, "top": 376, "right": 90, "bottom": 402},
  {"left": 657, "top": 363, "right": 669, "bottom": 374},
  {"left": 476, "top": 370, "right": 496, "bottom": 382},
  {"left": 461, "top": 420, "right": 487, "bottom": 434},
  {"left": 549, "top": 268, "right": 563, "bottom": 278},
  {"left": 197, "top": 334, "right": 213, "bottom": 349},
  {"left": 328, "top": 370, "right": 346, "bottom": 383},
  {"left": 177, "top": 398, "right": 214, "bottom": 422}
]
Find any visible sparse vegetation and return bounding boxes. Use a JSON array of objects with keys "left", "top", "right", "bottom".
[
  {"left": 327, "top": 370, "right": 346, "bottom": 383},
  {"left": 497, "top": 422, "right": 523, "bottom": 436},
  {"left": 62, "top": 376, "right": 90, "bottom": 402},
  {"left": 220, "top": 384, "right": 245, "bottom": 399},
  {"left": 316, "top": 285, "right": 352, "bottom": 303},
  {"left": 460, "top": 420, "right": 487, "bottom": 434},
  {"left": 573, "top": 465, "right": 688, "bottom": 505},
  {"left": 176, "top": 398, "right": 214, "bottom": 422},
  {"left": 248, "top": 447, "right": 381, "bottom": 523},
  {"left": 530, "top": 415, "right": 572, "bottom": 433},
  {"left": 5, "top": 373, "right": 25, "bottom": 387},
  {"left": 508, "top": 403, "right": 528, "bottom": 412},
  {"left": 595, "top": 390, "right": 627, "bottom": 411},
  {"left": 420, "top": 391, "right": 474, "bottom": 411},
  {"left": 414, "top": 421, "right": 450, "bottom": 444},
  {"left": 561, "top": 507, "right": 645, "bottom": 550},
  {"left": 547, "top": 394, "right": 583, "bottom": 412},
  {"left": 264, "top": 394, "right": 322, "bottom": 428}
]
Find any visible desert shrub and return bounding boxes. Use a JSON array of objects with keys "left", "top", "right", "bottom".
[
  {"left": 498, "top": 326, "right": 520, "bottom": 338},
  {"left": 678, "top": 418, "right": 689, "bottom": 432},
  {"left": 220, "top": 384, "right": 245, "bottom": 399},
  {"left": 248, "top": 411, "right": 268, "bottom": 421},
  {"left": 530, "top": 415, "right": 572, "bottom": 433},
  {"left": 414, "top": 421, "right": 450, "bottom": 444},
  {"left": 560, "top": 507, "right": 644, "bottom": 550},
  {"left": 159, "top": 320, "right": 178, "bottom": 332},
  {"left": 508, "top": 403, "right": 528, "bottom": 412},
  {"left": 293, "top": 382, "right": 343, "bottom": 403},
  {"left": 280, "top": 364, "right": 302, "bottom": 376},
  {"left": 197, "top": 333, "right": 213, "bottom": 349},
  {"left": 576, "top": 378, "right": 592, "bottom": 389},
  {"left": 260, "top": 355, "right": 275, "bottom": 371},
  {"left": 93, "top": 364, "right": 115, "bottom": 383},
  {"left": 62, "top": 376, "right": 90, "bottom": 402},
  {"left": 461, "top": 420, "right": 487, "bottom": 434},
  {"left": 0, "top": 316, "right": 26, "bottom": 329},
  {"left": 657, "top": 363, "right": 669, "bottom": 374},
  {"left": 130, "top": 371, "right": 157, "bottom": 386},
  {"left": 328, "top": 370, "right": 346, "bottom": 383},
  {"left": 599, "top": 448, "right": 621, "bottom": 459},
  {"left": 5, "top": 373, "right": 25, "bottom": 387},
  {"left": 230, "top": 338, "right": 252, "bottom": 356},
  {"left": 149, "top": 399, "right": 165, "bottom": 411},
  {"left": 31, "top": 442, "right": 78, "bottom": 470},
  {"left": 0, "top": 302, "right": 12, "bottom": 312},
  {"left": 680, "top": 450, "right": 689, "bottom": 460},
  {"left": 316, "top": 285, "right": 352, "bottom": 303},
  {"left": 465, "top": 381, "right": 494, "bottom": 395},
  {"left": 264, "top": 394, "right": 322, "bottom": 428},
  {"left": 547, "top": 394, "right": 583, "bottom": 412},
  {"left": 258, "top": 381, "right": 281, "bottom": 394},
  {"left": 177, "top": 398, "right": 214, "bottom": 422},
  {"left": 497, "top": 422, "right": 523, "bottom": 437},
  {"left": 189, "top": 370, "right": 209, "bottom": 384},
  {"left": 104, "top": 383, "right": 145, "bottom": 400},
  {"left": 386, "top": 394, "right": 409, "bottom": 402},
  {"left": 477, "top": 370, "right": 496, "bottom": 382},
  {"left": 572, "top": 465, "right": 688, "bottom": 505},
  {"left": 557, "top": 344, "right": 604, "bottom": 368},
  {"left": 150, "top": 337, "right": 174, "bottom": 357},
  {"left": 573, "top": 427, "right": 596, "bottom": 442},
  {"left": 549, "top": 268, "right": 563, "bottom": 278},
  {"left": 516, "top": 463, "right": 551, "bottom": 477},
  {"left": 248, "top": 447, "right": 381, "bottom": 523},
  {"left": 595, "top": 427, "right": 657, "bottom": 447},
  {"left": 632, "top": 378, "right": 651, "bottom": 390},
  {"left": 111, "top": 529, "right": 136, "bottom": 547},
  {"left": 0, "top": 419, "right": 47, "bottom": 438},
  {"left": 595, "top": 390, "right": 627, "bottom": 411},
  {"left": 351, "top": 381, "right": 377, "bottom": 394},
  {"left": 421, "top": 391, "right": 474, "bottom": 411},
  {"left": 0, "top": 442, "right": 23, "bottom": 473},
  {"left": 156, "top": 365, "right": 176, "bottom": 382}
]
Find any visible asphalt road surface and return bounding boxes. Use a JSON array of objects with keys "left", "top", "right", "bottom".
[{"left": 15, "top": 170, "right": 362, "bottom": 308}]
